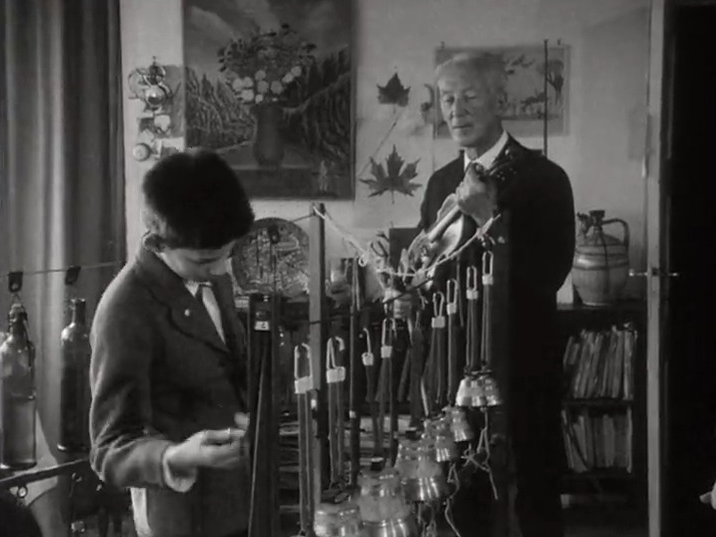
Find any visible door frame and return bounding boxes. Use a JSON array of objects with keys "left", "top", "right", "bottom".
[{"left": 645, "top": 0, "right": 667, "bottom": 535}]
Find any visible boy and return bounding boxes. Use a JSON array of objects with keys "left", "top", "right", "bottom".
[{"left": 89, "top": 149, "right": 255, "bottom": 537}]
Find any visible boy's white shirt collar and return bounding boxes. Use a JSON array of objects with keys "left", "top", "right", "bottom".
[{"left": 184, "top": 280, "right": 209, "bottom": 294}]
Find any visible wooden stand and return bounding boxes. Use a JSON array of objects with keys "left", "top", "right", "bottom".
[{"left": 247, "top": 294, "right": 282, "bottom": 537}]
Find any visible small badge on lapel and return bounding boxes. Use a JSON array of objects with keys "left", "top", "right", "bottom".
[{"left": 184, "top": 309, "right": 191, "bottom": 317}]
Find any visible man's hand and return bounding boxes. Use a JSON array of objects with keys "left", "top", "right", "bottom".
[
  {"left": 384, "top": 288, "right": 413, "bottom": 321},
  {"left": 234, "top": 412, "right": 250, "bottom": 432},
  {"left": 700, "top": 480, "right": 716, "bottom": 509},
  {"left": 455, "top": 167, "right": 498, "bottom": 226},
  {"left": 165, "top": 413, "right": 250, "bottom": 476}
]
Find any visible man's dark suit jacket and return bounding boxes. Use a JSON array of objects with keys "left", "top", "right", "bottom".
[
  {"left": 419, "top": 135, "right": 575, "bottom": 534},
  {"left": 89, "top": 246, "right": 250, "bottom": 537}
]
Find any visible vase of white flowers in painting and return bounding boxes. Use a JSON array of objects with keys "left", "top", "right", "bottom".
[{"left": 219, "top": 24, "right": 315, "bottom": 167}]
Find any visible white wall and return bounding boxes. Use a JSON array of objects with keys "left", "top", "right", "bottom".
[{"left": 120, "top": 0, "right": 650, "bottom": 296}]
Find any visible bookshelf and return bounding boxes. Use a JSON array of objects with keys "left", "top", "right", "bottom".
[{"left": 556, "top": 300, "right": 647, "bottom": 509}]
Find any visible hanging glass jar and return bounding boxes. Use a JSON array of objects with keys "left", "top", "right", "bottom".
[
  {"left": 0, "top": 303, "right": 37, "bottom": 470},
  {"left": 58, "top": 298, "right": 92, "bottom": 453}
]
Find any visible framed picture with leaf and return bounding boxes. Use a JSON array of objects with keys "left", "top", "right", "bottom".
[{"left": 183, "top": 0, "right": 355, "bottom": 199}]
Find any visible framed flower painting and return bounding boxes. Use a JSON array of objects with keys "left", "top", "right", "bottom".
[{"left": 183, "top": 0, "right": 354, "bottom": 199}]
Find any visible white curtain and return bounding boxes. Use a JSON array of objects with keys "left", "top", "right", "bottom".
[{"left": 0, "top": 0, "right": 125, "bottom": 451}]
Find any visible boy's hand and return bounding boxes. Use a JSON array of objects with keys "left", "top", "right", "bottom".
[{"left": 165, "top": 417, "right": 250, "bottom": 476}]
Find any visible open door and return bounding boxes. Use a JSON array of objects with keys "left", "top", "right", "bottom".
[
  {"left": 646, "top": 1, "right": 716, "bottom": 535},
  {"left": 658, "top": 1, "right": 716, "bottom": 536}
]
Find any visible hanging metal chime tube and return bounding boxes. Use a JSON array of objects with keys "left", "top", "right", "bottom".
[
  {"left": 0, "top": 303, "right": 38, "bottom": 470},
  {"left": 58, "top": 298, "right": 92, "bottom": 453}
]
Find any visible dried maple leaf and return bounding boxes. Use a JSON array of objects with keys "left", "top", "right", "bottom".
[
  {"left": 360, "top": 145, "right": 421, "bottom": 200},
  {"left": 377, "top": 73, "right": 410, "bottom": 106}
]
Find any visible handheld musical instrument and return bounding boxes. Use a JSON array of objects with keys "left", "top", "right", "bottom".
[{"left": 405, "top": 144, "right": 527, "bottom": 285}]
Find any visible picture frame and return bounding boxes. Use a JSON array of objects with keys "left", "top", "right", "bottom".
[{"left": 183, "top": 0, "right": 355, "bottom": 199}]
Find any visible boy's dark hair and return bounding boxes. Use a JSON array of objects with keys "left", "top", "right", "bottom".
[{"left": 141, "top": 149, "right": 255, "bottom": 249}]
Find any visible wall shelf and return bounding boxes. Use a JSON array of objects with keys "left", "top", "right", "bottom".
[{"left": 557, "top": 298, "right": 647, "bottom": 512}]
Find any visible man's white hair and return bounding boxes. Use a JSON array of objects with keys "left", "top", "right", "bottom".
[{"left": 435, "top": 52, "right": 506, "bottom": 98}]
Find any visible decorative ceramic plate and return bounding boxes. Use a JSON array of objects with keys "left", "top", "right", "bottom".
[{"left": 231, "top": 218, "right": 309, "bottom": 299}]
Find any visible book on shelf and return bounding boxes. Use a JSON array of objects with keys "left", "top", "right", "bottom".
[
  {"left": 562, "top": 325, "right": 637, "bottom": 401},
  {"left": 561, "top": 408, "right": 633, "bottom": 474},
  {"left": 561, "top": 324, "right": 637, "bottom": 477}
]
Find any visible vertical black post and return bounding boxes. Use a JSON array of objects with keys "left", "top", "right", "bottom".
[
  {"left": 348, "top": 258, "right": 361, "bottom": 486},
  {"left": 309, "top": 203, "right": 328, "bottom": 498}
]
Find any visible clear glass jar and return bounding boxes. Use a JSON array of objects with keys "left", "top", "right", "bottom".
[
  {"left": 314, "top": 501, "right": 365, "bottom": 537},
  {"left": 394, "top": 436, "right": 448, "bottom": 503},
  {"left": 423, "top": 415, "right": 458, "bottom": 462},
  {"left": 355, "top": 466, "right": 411, "bottom": 523},
  {"left": 395, "top": 437, "right": 442, "bottom": 480}
]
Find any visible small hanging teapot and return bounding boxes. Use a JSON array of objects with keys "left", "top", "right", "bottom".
[{"left": 128, "top": 57, "right": 172, "bottom": 112}]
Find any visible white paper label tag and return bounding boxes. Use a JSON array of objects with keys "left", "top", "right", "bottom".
[{"left": 294, "top": 377, "right": 311, "bottom": 394}]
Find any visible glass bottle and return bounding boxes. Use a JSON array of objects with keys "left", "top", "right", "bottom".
[
  {"left": 58, "top": 298, "right": 92, "bottom": 453},
  {"left": 0, "top": 304, "right": 37, "bottom": 470}
]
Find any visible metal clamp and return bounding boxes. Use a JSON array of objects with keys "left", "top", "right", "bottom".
[
  {"left": 446, "top": 279, "right": 458, "bottom": 315},
  {"left": 466, "top": 265, "right": 479, "bottom": 300},
  {"left": 294, "top": 343, "right": 313, "bottom": 394},
  {"left": 361, "top": 327, "right": 374, "bottom": 366},
  {"left": 326, "top": 336, "right": 347, "bottom": 383},
  {"left": 482, "top": 250, "right": 494, "bottom": 286},
  {"left": 431, "top": 291, "right": 446, "bottom": 329},
  {"left": 380, "top": 318, "right": 394, "bottom": 359}
]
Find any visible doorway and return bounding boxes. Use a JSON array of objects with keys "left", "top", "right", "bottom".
[{"left": 663, "top": 3, "right": 716, "bottom": 536}]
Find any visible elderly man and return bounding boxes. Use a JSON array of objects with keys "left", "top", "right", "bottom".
[{"left": 414, "top": 52, "right": 575, "bottom": 536}]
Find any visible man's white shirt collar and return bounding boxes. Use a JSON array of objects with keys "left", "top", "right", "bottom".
[{"left": 463, "top": 130, "right": 509, "bottom": 171}]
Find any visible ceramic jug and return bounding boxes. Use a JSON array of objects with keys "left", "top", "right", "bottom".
[{"left": 572, "top": 210, "right": 630, "bottom": 306}]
